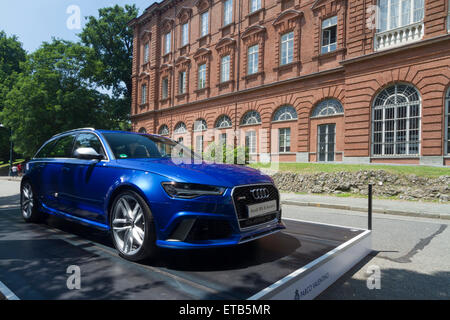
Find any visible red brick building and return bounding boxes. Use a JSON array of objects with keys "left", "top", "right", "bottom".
[{"left": 129, "top": 0, "right": 450, "bottom": 166}]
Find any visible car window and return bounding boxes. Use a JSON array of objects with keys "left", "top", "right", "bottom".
[
  {"left": 48, "top": 134, "right": 76, "bottom": 158},
  {"left": 102, "top": 132, "right": 200, "bottom": 160},
  {"left": 73, "top": 133, "right": 106, "bottom": 158},
  {"left": 34, "top": 140, "right": 57, "bottom": 159}
]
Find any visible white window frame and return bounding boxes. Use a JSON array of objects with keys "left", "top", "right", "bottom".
[
  {"left": 164, "top": 32, "right": 171, "bottom": 55},
  {"left": 371, "top": 84, "right": 422, "bottom": 157},
  {"left": 143, "top": 43, "right": 149, "bottom": 63},
  {"left": 241, "top": 111, "right": 262, "bottom": 126},
  {"left": 377, "top": 0, "right": 424, "bottom": 33},
  {"left": 279, "top": 128, "right": 291, "bottom": 153},
  {"left": 141, "top": 84, "right": 147, "bottom": 104},
  {"left": 321, "top": 16, "right": 337, "bottom": 54},
  {"left": 245, "top": 130, "right": 257, "bottom": 154},
  {"left": 317, "top": 124, "right": 336, "bottom": 162},
  {"left": 201, "top": 11, "right": 209, "bottom": 37},
  {"left": 280, "top": 31, "right": 294, "bottom": 65},
  {"left": 248, "top": 44, "right": 259, "bottom": 75},
  {"left": 224, "top": 0, "right": 233, "bottom": 26},
  {"left": 198, "top": 64, "right": 207, "bottom": 89},
  {"left": 250, "top": 0, "right": 261, "bottom": 13},
  {"left": 196, "top": 135, "right": 204, "bottom": 154},
  {"left": 174, "top": 122, "right": 187, "bottom": 134},
  {"left": 273, "top": 105, "right": 298, "bottom": 122},
  {"left": 216, "top": 115, "right": 232, "bottom": 129},
  {"left": 179, "top": 71, "right": 186, "bottom": 94},
  {"left": 221, "top": 55, "right": 231, "bottom": 83},
  {"left": 159, "top": 125, "right": 169, "bottom": 136},
  {"left": 162, "top": 77, "right": 169, "bottom": 99},
  {"left": 181, "top": 22, "right": 189, "bottom": 47}
]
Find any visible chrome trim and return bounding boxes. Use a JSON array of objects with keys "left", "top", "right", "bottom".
[
  {"left": 239, "top": 226, "right": 283, "bottom": 244},
  {"left": 230, "top": 183, "right": 281, "bottom": 231}
]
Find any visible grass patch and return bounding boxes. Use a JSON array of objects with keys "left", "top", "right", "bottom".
[{"left": 250, "top": 162, "right": 449, "bottom": 178}]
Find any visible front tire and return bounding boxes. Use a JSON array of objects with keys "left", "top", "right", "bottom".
[
  {"left": 21, "top": 181, "right": 44, "bottom": 223},
  {"left": 110, "top": 190, "right": 157, "bottom": 262}
]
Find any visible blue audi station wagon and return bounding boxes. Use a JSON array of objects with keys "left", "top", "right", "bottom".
[{"left": 21, "top": 129, "right": 285, "bottom": 261}]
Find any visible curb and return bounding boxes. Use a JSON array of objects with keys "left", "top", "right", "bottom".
[{"left": 281, "top": 200, "right": 450, "bottom": 221}]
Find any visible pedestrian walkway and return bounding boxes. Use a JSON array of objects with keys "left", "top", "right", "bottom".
[{"left": 281, "top": 193, "right": 450, "bottom": 220}]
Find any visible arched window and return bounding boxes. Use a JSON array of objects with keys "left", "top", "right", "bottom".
[
  {"left": 445, "top": 87, "right": 450, "bottom": 155},
  {"left": 273, "top": 105, "right": 298, "bottom": 122},
  {"left": 215, "top": 115, "right": 232, "bottom": 129},
  {"left": 158, "top": 125, "right": 170, "bottom": 136},
  {"left": 241, "top": 111, "right": 262, "bottom": 126},
  {"left": 174, "top": 122, "right": 187, "bottom": 134},
  {"left": 193, "top": 119, "right": 208, "bottom": 132},
  {"left": 138, "top": 127, "right": 147, "bottom": 134},
  {"left": 311, "top": 99, "right": 344, "bottom": 118},
  {"left": 372, "top": 83, "right": 421, "bottom": 156}
]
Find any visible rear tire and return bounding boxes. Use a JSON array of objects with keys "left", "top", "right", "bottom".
[
  {"left": 21, "top": 181, "right": 44, "bottom": 223},
  {"left": 110, "top": 190, "right": 157, "bottom": 262}
]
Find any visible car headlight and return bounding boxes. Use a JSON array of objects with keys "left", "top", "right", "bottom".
[{"left": 162, "top": 182, "right": 226, "bottom": 199}]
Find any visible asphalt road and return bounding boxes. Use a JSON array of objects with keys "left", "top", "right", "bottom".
[{"left": 0, "top": 179, "right": 449, "bottom": 299}]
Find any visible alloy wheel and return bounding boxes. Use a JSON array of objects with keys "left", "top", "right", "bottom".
[
  {"left": 112, "top": 194, "right": 146, "bottom": 256},
  {"left": 21, "top": 183, "right": 34, "bottom": 219}
]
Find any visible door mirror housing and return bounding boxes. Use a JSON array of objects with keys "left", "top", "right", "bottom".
[{"left": 74, "top": 147, "right": 104, "bottom": 160}]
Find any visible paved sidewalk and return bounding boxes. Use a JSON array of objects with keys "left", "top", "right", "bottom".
[{"left": 281, "top": 193, "right": 450, "bottom": 220}]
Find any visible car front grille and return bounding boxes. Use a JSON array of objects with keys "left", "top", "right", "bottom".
[{"left": 232, "top": 184, "right": 280, "bottom": 229}]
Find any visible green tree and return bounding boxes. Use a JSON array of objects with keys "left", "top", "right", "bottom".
[
  {"left": 1, "top": 39, "right": 115, "bottom": 157},
  {"left": 0, "top": 31, "right": 26, "bottom": 161},
  {"left": 78, "top": 4, "right": 138, "bottom": 124}
]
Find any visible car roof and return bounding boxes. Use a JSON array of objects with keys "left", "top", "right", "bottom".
[{"left": 51, "top": 128, "right": 165, "bottom": 140}]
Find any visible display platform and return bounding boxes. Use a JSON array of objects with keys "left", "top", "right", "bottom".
[{"left": 0, "top": 207, "right": 371, "bottom": 300}]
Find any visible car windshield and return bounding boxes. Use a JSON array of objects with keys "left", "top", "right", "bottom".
[{"left": 102, "top": 132, "right": 199, "bottom": 160}]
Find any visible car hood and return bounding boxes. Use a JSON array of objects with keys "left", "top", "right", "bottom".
[{"left": 113, "top": 158, "right": 273, "bottom": 187}]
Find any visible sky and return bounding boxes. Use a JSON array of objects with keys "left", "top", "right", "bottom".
[{"left": 0, "top": 0, "right": 158, "bottom": 53}]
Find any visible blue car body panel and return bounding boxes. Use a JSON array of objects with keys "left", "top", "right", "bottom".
[{"left": 23, "top": 129, "right": 285, "bottom": 249}]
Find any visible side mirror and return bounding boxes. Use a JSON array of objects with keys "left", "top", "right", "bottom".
[{"left": 74, "top": 147, "right": 104, "bottom": 160}]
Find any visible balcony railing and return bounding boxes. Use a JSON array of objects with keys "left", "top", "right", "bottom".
[{"left": 374, "top": 22, "right": 424, "bottom": 52}]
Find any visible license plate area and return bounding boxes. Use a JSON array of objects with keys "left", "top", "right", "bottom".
[{"left": 247, "top": 200, "right": 277, "bottom": 218}]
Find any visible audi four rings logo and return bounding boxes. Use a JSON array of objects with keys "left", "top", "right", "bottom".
[{"left": 250, "top": 188, "right": 270, "bottom": 200}]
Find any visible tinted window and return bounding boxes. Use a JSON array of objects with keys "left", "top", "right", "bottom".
[
  {"left": 102, "top": 132, "right": 199, "bottom": 160},
  {"left": 35, "top": 140, "right": 57, "bottom": 158},
  {"left": 48, "top": 134, "right": 76, "bottom": 158},
  {"left": 73, "top": 133, "right": 106, "bottom": 157}
]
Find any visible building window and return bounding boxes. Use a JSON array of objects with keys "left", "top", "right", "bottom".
[
  {"left": 248, "top": 44, "right": 259, "bottom": 75},
  {"left": 164, "top": 32, "right": 171, "bottom": 54},
  {"left": 372, "top": 84, "right": 421, "bottom": 157},
  {"left": 196, "top": 135, "right": 204, "bottom": 154},
  {"left": 143, "top": 43, "right": 149, "bottom": 63},
  {"left": 250, "top": 0, "right": 261, "bottom": 13},
  {"left": 219, "top": 133, "right": 227, "bottom": 144},
  {"left": 312, "top": 99, "right": 344, "bottom": 118},
  {"left": 321, "top": 16, "right": 337, "bottom": 54},
  {"left": 159, "top": 125, "right": 170, "bottom": 136},
  {"left": 215, "top": 115, "right": 232, "bottom": 129},
  {"left": 141, "top": 84, "right": 147, "bottom": 104},
  {"left": 174, "top": 122, "right": 187, "bottom": 134},
  {"left": 194, "top": 119, "right": 208, "bottom": 132},
  {"left": 241, "top": 110, "right": 261, "bottom": 126},
  {"left": 447, "top": 0, "right": 450, "bottom": 32},
  {"left": 179, "top": 71, "right": 186, "bottom": 94},
  {"left": 198, "top": 64, "right": 207, "bottom": 89},
  {"left": 245, "top": 131, "right": 257, "bottom": 154},
  {"left": 318, "top": 124, "right": 336, "bottom": 162},
  {"left": 221, "top": 55, "right": 231, "bottom": 83},
  {"left": 279, "top": 128, "right": 291, "bottom": 153},
  {"left": 273, "top": 105, "right": 298, "bottom": 122},
  {"left": 201, "top": 11, "right": 209, "bottom": 37},
  {"left": 280, "top": 31, "right": 294, "bottom": 65},
  {"left": 162, "top": 77, "right": 169, "bottom": 99},
  {"left": 378, "top": 0, "right": 424, "bottom": 32},
  {"left": 224, "top": 0, "right": 233, "bottom": 26},
  {"left": 181, "top": 22, "right": 189, "bottom": 47},
  {"left": 138, "top": 127, "right": 147, "bottom": 134},
  {"left": 446, "top": 88, "right": 450, "bottom": 155}
]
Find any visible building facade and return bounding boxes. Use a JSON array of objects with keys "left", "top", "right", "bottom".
[{"left": 129, "top": 0, "right": 450, "bottom": 166}]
